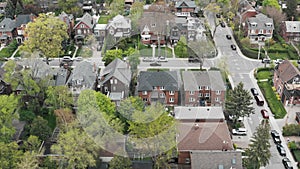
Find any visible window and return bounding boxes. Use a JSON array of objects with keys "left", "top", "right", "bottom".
[
  {"left": 80, "top": 24, "right": 85, "bottom": 28},
  {"left": 189, "top": 97, "right": 195, "bottom": 102},
  {"left": 169, "top": 97, "right": 174, "bottom": 103},
  {"left": 104, "top": 87, "right": 108, "bottom": 92},
  {"left": 215, "top": 97, "right": 219, "bottom": 102},
  {"left": 199, "top": 93, "right": 203, "bottom": 97},
  {"left": 114, "top": 79, "right": 117, "bottom": 84},
  {"left": 169, "top": 91, "right": 174, "bottom": 95},
  {"left": 159, "top": 93, "right": 165, "bottom": 98},
  {"left": 153, "top": 86, "right": 157, "bottom": 90},
  {"left": 110, "top": 79, "right": 113, "bottom": 84},
  {"left": 143, "top": 98, "right": 148, "bottom": 102},
  {"left": 113, "top": 86, "right": 116, "bottom": 91},
  {"left": 151, "top": 23, "right": 156, "bottom": 27},
  {"left": 198, "top": 86, "right": 202, "bottom": 90},
  {"left": 142, "top": 91, "right": 147, "bottom": 95},
  {"left": 205, "top": 86, "right": 210, "bottom": 90},
  {"left": 189, "top": 91, "right": 194, "bottom": 95},
  {"left": 216, "top": 90, "right": 221, "bottom": 95},
  {"left": 160, "top": 86, "right": 165, "bottom": 90},
  {"left": 205, "top": 93, "right": 210, "bottom": 97}
]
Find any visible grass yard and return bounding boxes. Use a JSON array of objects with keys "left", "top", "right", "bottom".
[
  {"left": 255, "top": 67, "right": 273, "bottom": 80},
  {"left": 140, "top": 47, "right": 173, "bottom": 58},
  {"left": 291, "top": 149, "right": 300, "bottom": 164},
  {"left": 98, "top": 15, "right": 111, "bottom": 24}
]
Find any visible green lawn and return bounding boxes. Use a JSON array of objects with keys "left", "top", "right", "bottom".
[
  {"left": 98, "top": 15, "right": 111, "bottom": 24},
  {"left": 256, "top": 68, "right": 273, "bottom": 80},
  {"left": 292, "top": 149, "right": 300, "bottom": 163},
  {"left": 140, "top": 47, "right": 173, "bottom": 58}
]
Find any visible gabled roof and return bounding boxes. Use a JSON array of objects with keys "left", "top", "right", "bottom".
[
  {"left": 106, "top": 15, "right": 131, "bottom": 30},
  {"left": 275, "top": 60, "right": 300, "bottom": 83},
  {"left": 177, "top": 122, "right": 233, "bottom": 151},
  {"left": 174, "top": 106, "right": 225, "bottom": 121},
  {"left": 247, "top": 13, "right": 274, "bottom": 30},
  {"left": 137, "top": 71, "right": 180, "bottom": 91},
  {"left": 284, "top": 21, "right": 300, "bottom": 33},
  {"left": 67, "top": 61, "right": 97, "bottom": 88},
  {"left": 0, "top": 18, "right": 16, "bottom": 32},
  {"left": 182, "top": 71, "right": 226, "bottom": 91},
  {"left": 74, "top": 13, "right": 94, "bottom": 29},
  {"left": 15, "top": 14, "right": 35, "bottom": 27},
  {"left": 100, "top": 58, "right": 131, "bottom": 86},
  {"left": 175, "top": 0, "right": 196, "bottom": 8}
]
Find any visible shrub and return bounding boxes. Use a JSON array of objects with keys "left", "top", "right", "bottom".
[
  {"left": 283, "top": 124, "right": 300, "bottom": 136},
  {"left": 288, "top": 141, "right": 298, "bottom": 150}
]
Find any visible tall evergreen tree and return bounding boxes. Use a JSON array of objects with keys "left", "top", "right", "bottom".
[
  {"left": 225, "top": 82, "right": 254, "bottom": 124},
  {"left": 244, "top": 120, "right": 271, "bottom": 168}
]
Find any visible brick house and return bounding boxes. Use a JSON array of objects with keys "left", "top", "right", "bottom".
[
  {"left": 182, "top": 71, "right": 226, "bottom": 107},
  {"left": 244, "top": 13, "right": 274, "bottom": 44},
  {"left": 280, "top": 21, "right": 300, "bottom": 42},
  {"left": 137, "top": 71, "right": 181, "bottom": 105},
  {"left": 0, "top": 18, "right": 16, "bottom": 46},
  {"left": 98, "top": 58, "right": 131, "bottom": 106},
  {"left": 175, "top": 0, "right": 197, "bottom": 17},
  {"left": 273, "top": 60, "right": 300, "bottom": 106},
  {"left": 73, "top": 13, "right": 97, "bottom": 44},
  {"left": 58, "top": 11, "right": 74, "bottom": 38},
  {"left": 15, "top": 14, "right": 36, "bottom": 44}
]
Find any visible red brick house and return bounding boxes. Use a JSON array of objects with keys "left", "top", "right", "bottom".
[
  {"left": 0, "top": 18, "right": 16, "bottom": 46},
  {"left": 73, "top": 13, "right": 96, "bottom": 44},
  {"left": 137, "top": 71, "right": 180, "bottom": 105},
  {"left": 175, "top": 0, "right": 197, "bottom": 17},
  {"left": 273, "top": 60, "right": 300, "bottom": 106},
  {"left": 280, "top": 21, "right": 300, "bottom": 42},
  {"left": 15, "top": 14, "right": 36, "bottom": 44},
  {"left": 182, "top": 71, "right": 226, "bottom": 107}
]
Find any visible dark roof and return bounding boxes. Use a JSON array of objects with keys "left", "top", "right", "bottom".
[
  {"left": 0, "top": 18, "right": 16, "bottom": 32},
  {"left": 139, "top": 12, "right": 175, "bottom": 35},
  {"left": 74, "top": 12, "right": 94, "bottom": 29},
  {"left": 275, "top": 60, "right": 300, "bottom": 83},
  {"left": 247, "top": 13, "right": 274, "bottom": 30},
  {"left": 137, "top": 71, "right": 180, "bottom": 91},
  {"left": 175, "top": 0, "right": 196, "bottom": 8},
  {"left": 54, "top": 68, "right": 70, "bottom": 86},
  {"left": 15, "top": 14, "right": 34, "bottom": 27}
]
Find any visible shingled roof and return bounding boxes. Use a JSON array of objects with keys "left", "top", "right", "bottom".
[
  {"left": 0, "top": 18, "right": 16, "bottom": 32},
  {"left": 275, "top": 60, "right": 300, "bottom": 83}
]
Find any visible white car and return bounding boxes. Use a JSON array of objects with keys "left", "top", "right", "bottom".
[
  {"left": 142, "top": 57, "right": 155, "bottom": 62},
  {"left": 232, "top": 128, "right": 247, "bottom": 135},
  {"left": 274, "top": 59, "right": 283, "bottom": 64},
  {"left": 157, "top": 56, "right": 168, "bottom": 62}
]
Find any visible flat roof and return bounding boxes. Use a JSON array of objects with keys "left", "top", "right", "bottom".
[{"left": 174, "top": 106, "right": 224, "bottom": 120}]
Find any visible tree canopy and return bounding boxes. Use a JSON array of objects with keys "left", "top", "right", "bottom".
[
  {"left": 30, "top": 116, "right": 52, "bottom": 141},
  {"left": 58, "top": 0, "right": 82, "bottom": 17},
  {"left": 102, "top": 49, "right": 123, "bottom": 66},
  {"left": 0, "top": 141, "right": 23, "bottom": 169},
  {"left": 45, "top": 86, "right": 73, "bottom": 110},
  {"left": 262, "top": 0, "right": 280, "bottom": 10},
  {"left": 109, "top": 156, "right": 133, "bottom": 169},
  {"left": 20, "top": 13, "right": 68, "bottom": 58}
]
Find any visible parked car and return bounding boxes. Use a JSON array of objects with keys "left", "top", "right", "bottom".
[
  {"left": 282, "top": 157, "right": 293, "bottom": 169},
  {"left": 231, "top": 44, "right": 236, "bottom": 50},
  {"left": 297, "top": 60, "right": 300, "bottom": 64},
  {"left": 262, "top": 58, "right": 271, "bottom": 64},
  {"left": 261, "top": 109, "right": 269, "bottom": 119},
  {"left": 274, "top": 59, "right": 283, "bottom": 64},
  {"left": 188, "top": 56, "right": 201, "bottom": 63},
  {"left": 143, "top": 57, "right": 155, "bottom": 62},
  {"left": 157, "top": 56, "right": 168, "bottom": 62},
  {"left": 271, "top": 130, "right": 281, "bottom": 144},
  {"left": 228, "top": 115, "right": 243, "bottom": 122},
  {"left": 62, "top": 56, "right": 73, "bottom": 62},
  {"left": 250, "top": 88, "right": 259, "bottom": 96},
  {"left": 232, "top": 128, "right": 247, "bottom": 136},
  {"left": 226, "top": 35, "right": 232, "bottom": 39},
  {"left": 276, "top": 144, "right": 286, "bottom": 156},
  {"left": 150, "top": 62, "right": 161, "bottom": 66},
  {"left": 220, "top": 22, "right": 225, "bottom": 27},
  {"left": 75, "top": 57, "right": 83, "bottom": 61}
]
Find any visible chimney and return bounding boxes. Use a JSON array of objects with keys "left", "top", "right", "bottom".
[
  {"left": 292, "top": 16, "right": 294, "bottom": 21},
  {"left": 194, "top": 123, "right": 199, "bottom": 130}
]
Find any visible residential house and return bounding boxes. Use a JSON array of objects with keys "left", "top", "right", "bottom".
[
  {"left": 175, "top": 0, "right": 197, "bottom": 17},
  {"left": 273, "top": 60, "right": 300, "bottom": 105},
  {"left": 15, "top": 14, "right": 36, "bottom": 44},
  {"left": 0, "top": 78, "right": 12, "bottom": 95},
  {"left": 94, "top": 24, "right": 107, "bottom": 43},
  {"left": 106, "top": 15, "right": 131, "bottom": 41},
  {"left": 0, "top": 2, "right": 6, "bottom": 14},
  {"left": 139, "top": 12, "right": 175, "bottom": 45},
  {"left": 170, "top": 17, "right": 187, "bottom": 45},
  {"left": 58, "top": 11, "right": 74, "bottom": 38},
  {"left": 98, "top": 58, "right": 131, "bottom": 106},
  {"left": 82, "top": 1, "right": 93, "bottom": 13},
  {"left": 238, "top": 0, "right": 258, "bottom": 24},
  {"left": 67, "top": 61, "right": 97, "bottom": 96},
  {"left": 74, "top": 13, "right": 97, "bottom": 44},
  {"left": 0, "top": 18, "right": 16, "bottom": 46},
  {"left": 174, "top": 106, "right": 225, "bottom": 122},
  {"left": 182, "top": 71, "right": 226, "bottom": 107},
  {"left": 53, "top": 67, "right": 70, "bottom": 86},
  {"left": 245, "top": 13, "right": 274, "bottom": 44},
  {"left": 186, "top": 17, "right": 206, "bottom": 41},
  {"left": 280, "top": 21, "right": 300, "bottom": 42},
  {"left": 137, "top": 71, "right": 181, "bottom": 105}
]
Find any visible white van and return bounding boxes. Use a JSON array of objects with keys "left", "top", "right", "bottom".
[{"left": 232, "top": 128, "right": 247, "bottom": 135}]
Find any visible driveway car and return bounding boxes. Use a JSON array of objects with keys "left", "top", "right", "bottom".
[
  {"left": 143, "top": 57, "right": 155, "bottom": 62},
  {"left": 261, "top": 109, "right": 269, "bottom": 119},
  {"left": 274, "top": 59, "right": 283, "bottom": 64},
  {"left": 157, "top": 56, "right": 168, "bottom": 62},
  {"left": 232, "top": 128, "right": 247, "bottom": 135},
  {"left": 150, "top": 62, "right": 161, "bottom": 66},
  {"left": 250, "top": 88, "right": 259, "bottom": 96},
  {"left": 282, "top": 157, "right": 293, "bottom": 169},
  {"left": 276, "top": 144, "right": 286, "bottom": 156},
  {"left": 231, "top": 44, "right": 236, "bottom": 50},
  {"left": 271, "top": 130, "right": 281, "bottom": 144},
  {"left": 262, "top": 58, "right": 271, "bottom": 64},
  {"left": 226, "top": 35, "right": 231, "bottom": 39}
]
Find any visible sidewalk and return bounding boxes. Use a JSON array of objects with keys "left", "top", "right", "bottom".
[{"left": 276, "top": 104, "right": 300, "bottom": 130}]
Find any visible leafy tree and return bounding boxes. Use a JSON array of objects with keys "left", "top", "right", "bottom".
[
  {"left": 17, "top": 151, "right": 39, "bottom": 169},
  {"left": 262, "top": 0, "right": 280, "bottom": 10},
  {"left": 0, "top": 141, "right": 23, "bottom": 169},
  {"left": 51, "top": 122, "right": 99, "bottom": 169},
  {"left": 5, "top": 0, "right": 23, "bottom": 19},
  {"left": 30, "top": 116, "right": 52, "bottom": 141},
  {"left": 225, "top": 82, "right": 254, "bottom": 124},
  {"left": 286, "top": 0, "right": 298, "bottom": 20},
  {"left": 102, "top": 49, "right": 123, "bottom": 66},
  {"left": 3, "top": 60, "right": 19, "bottom": 90},
  {"left": 118, "top": 96, "right": 144, "bottom": 120},
  {"left": 23, "top": 135, "right": 41, "bottom": 152},
  {"left": 174, "top": 36, "right": 188, "bottom": 58},
  {"left": 20, "top": 13, "right": 68, "bottom": 59},
  {"left": 109, "top": 156, "right": 133, "bottom": 169},
  {"left": 126, "top": 48, "right": 140, "bottom": 73},
  {"left": 19, "top": 109, "right": 36, "bottom": 123},
  {"left": 130, "top": 1, "right": 144, "bottom": 22},
  {"left": 0, "top": 94, "right": 19, "bottom": 142},
  {"left": 264, "top": 6, "right": 286, "bottom": 33},
  {"left": 58, "top": 0, "right": 82, "bottom": 17},
  {"left": 244, "top": 120, "right": 271, "bottom": 168},
  {"left": 45, "top": 86, "right": 73, "bottom": 110},
  {"left": 109, "top": 0, "right": 125, "bottom": 17}
]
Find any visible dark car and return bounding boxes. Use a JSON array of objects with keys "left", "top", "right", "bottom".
[
  {"left": 297, "top": 60, "right": 300, "bottom": 64},
  {"left": 188, "top": 56, "right": 201, "bottom": 63},
  {"left": 262, "top": 58, "right": 271, "bottom": 64},
  {"left": 261, "top": 109, "right": 269, "bottom": 119},
  {"left": 150, "top": 62, "right": 161, "bottom": 66},
  {"left": 277, "top": 144, "right": 286, "bottom": 156},
  {"left": 220, "top": 22, "right": 225, "bottom": 27},
  {"left": 250, "top": 88, "right": 258, "bottom": 96},
  {"left": 216, "top": 13, "right": 221, "bottom": 18},
  {"left": 282, "top": 157, "right": 293, "bottom": 169},
  {"left": 231, "top": 44, "right": 236, "bottom": 50},
  {"left": 271, "top": 130, "right": 281, "bottom": 144},
  {"left": 226, "top": 35, "right": 231, "bottom": 39}
]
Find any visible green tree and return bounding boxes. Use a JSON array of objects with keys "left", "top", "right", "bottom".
[
  {"left": 286, "top": 0, "right": 297, "bottom": 20},
  {"left": 23, "top": 135, "right": 41, "bottom": 152},
  {"left": 0, "top": 94, "right": 19, "bottom": 142},
  {"left": 17, "top": 151, "right": 39, "bottom": 169},
  {"left": 264, "top": 6, "right": 286, "bottom": 33},
  {"left": 20, "top": 13, "right": 68, "bottom": 59},
  {"left": 125, "top": 47, "right": 140, "bottom": 73},
  {"left": 5, "top": 0, "right": 23, "bottom": 19},
  {"left": 262, "top": 0, "right": 280, "bottom": 10},
  {"left": 244, "top": 120, "right": 271, "bottom": 168},
  {"left": 225, "top": 82, "right": 254, "bottom": 124},
  {"left": 30, "top": 116, "right": 52, "bottom": 141},
  {"left": 118, "top": 96, "right": 144, "bottom": 120},
  {"left": 109, "top": 156, "right": 133, "bottom": 169},
  {"left": 174, "top": 36, "right": 188, "bottom": 58},
  {"left": 51, "top": 122, "right": 99, "bottom": 169},
  {"left": 109, "top": 0, "right": 125, "bottom": 17},
  {"left": 0, "top": 141, "right": 23, "bottom": 169},
  {"left": 130, "top": 1, "right": 144, "bottom": 22},
  {"left": 45, "top": 86, "right": 73, "bottom": 110},
  {"left": 58, "top": 0, "right": 82, "bottom": 17},
  {"left": 3, "top": 60, "right": 19, "bottom": 90},
  {"left": 102, "top": 49, "right": 123, "bottom": 66}
]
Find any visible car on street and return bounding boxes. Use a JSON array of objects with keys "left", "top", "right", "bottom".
[
  {"left": 262, "top": 58, "right": 271, "bottom": 64},
  {"left": 274, "top": 59, "right": 283, "bottom": 64},
  {"left": 62, "top": 56, "right": 73, "bottom": 62},
  {"left": 226, "top": 35, "right": 232, "bottom": 39},
  {"left": 220, "top": 22, "right": 225, "bottom": 27},
  {"left": 232, "top": 128, "right": 247, "bottom": 136},
  {"left": 260, "top": 109, "right": 269, "bottom": 119},
  {"left": 143, "top": 57, "right": 155, "bottom": 62},
  {"left": 250, "top": 88, "right": 259, "bottom": 96},
  {"left": 276, "top": 144, "right": 286, "bottom": 156},
  {"left": 231, "top": 44, "right": 236, "bottom": 50},
  {"left": 157, "top": 56, "right": 168, "bottom": 62},
  {"left": 282, "top": 157, "right": 293, "bottom": 169},
  {"left": 188, "top": 56, "right": 201, "bottom": 63},
  {"left": 150, "top": 62, "right": 161, "bottom": 66},
  {"left": 271, "top": 130, "right": 282, "bottom": 144},
  {"left": 75, "top": 57, "right": 83, "bottom": 61}
]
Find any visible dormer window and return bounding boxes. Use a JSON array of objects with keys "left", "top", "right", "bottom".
[
  {"left": 251, "top": 22, "right": 257, "bottom": 27},
  {"left": 160, "top": 86, "right": 165, "bottom": 90},
  {"left": 151, "top": 23, "right": 156, "bottom": 27},
  {"left": 265, "top": 23, "right": 272, "bottom": 27}
]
